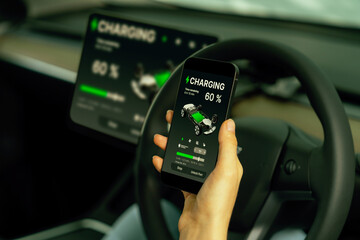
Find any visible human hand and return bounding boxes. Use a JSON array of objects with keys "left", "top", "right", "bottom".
[{"left": 153, "top": 110, "right": 243, "bottom": 240}]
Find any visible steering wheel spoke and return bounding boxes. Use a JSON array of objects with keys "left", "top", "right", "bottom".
[
  {"left": 245, "top": 191, "right": 313, "bottom": 240},
  {"left": 230, "top": 118, "right": 317, "bottom": 232},
  {"left": 272, "top": 126, "right": 321, "bottom": 192}
]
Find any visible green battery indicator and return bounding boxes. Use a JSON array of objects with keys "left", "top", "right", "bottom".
[
  {"left": 80, "top": 84, "right": 107, "bottom": 97},
  {"left": 176, "top": 152, "right": 204, "bottom": 162},
  {"left": 154, "top": 71, "right": 171, "bottom": 87},
  {"left": 80, "top": 84, "right": 125, "bottom": 103},
  {"left": 192, "top": 112, "right": 205, "bottom": 123}
]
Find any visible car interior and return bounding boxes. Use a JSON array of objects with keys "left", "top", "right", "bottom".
[{"left": 0, "top": 0, "right": 359, "bottom": 239}]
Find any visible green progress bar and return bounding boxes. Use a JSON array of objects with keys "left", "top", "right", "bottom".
[
  {"left": 176, "top": 152, "right": 194, "bottom": 159},
  {"left": 80, "top": 84, "right": 107, "bottom": 98}
]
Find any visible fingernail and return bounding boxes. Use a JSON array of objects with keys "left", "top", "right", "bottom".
[{"left": 227, "top": 119, "right": 235, "bottom": 132}]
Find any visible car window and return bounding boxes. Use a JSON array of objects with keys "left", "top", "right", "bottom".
[{"left": 156, "top": 0, "right": 360, "bottom": 29}]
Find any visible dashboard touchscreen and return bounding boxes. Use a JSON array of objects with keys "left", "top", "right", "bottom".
[{"left": 70, "top": 14, "right": 217, "bottom": 143}]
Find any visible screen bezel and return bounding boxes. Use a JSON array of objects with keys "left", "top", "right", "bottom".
[
  {"left": 161, "top": 57, "right": 239, "bottom": 194},
  {"left": 184, "top": 57, "right": 239, "bottom": 78}
]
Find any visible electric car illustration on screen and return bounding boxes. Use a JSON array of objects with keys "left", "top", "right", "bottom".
[
  {"left": 130, "top": 61, "right": 174, "bottom": 102},
  {"left": 181, "top": 103, "right": 217, "bottom": 136}
]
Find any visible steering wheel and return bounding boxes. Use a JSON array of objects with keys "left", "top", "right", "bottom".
[{"left": 134, "top": 39, "right": 355, "bottom": 240}]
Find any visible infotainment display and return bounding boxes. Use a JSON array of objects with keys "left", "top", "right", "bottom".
[{"left": 70, "top": 13, "right": 217, "bottom": 143}]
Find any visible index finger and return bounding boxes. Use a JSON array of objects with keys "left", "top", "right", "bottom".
[{"left": 166, "top": 110, "right": 174, "bottom": 124}]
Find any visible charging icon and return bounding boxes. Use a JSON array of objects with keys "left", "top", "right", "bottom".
[{"left": 90, "top": 18, "right": 98, "bottom": 31}]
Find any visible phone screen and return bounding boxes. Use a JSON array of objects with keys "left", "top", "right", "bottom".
[{"left": 162, "top": 58, "right": 238, "bottom": 192}]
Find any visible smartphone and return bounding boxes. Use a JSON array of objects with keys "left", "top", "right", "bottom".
[{"left": 161, "top": 57, "right": 239, "bottom": 194}]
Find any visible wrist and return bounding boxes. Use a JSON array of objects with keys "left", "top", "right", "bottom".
[{"left": 179, "top": 219, "right": 228, "bottom": 240}]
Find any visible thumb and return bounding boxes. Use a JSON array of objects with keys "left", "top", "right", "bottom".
[
  {"left": 197, "top": 118, "right": 242, "bottom": 208},
  {"left": 214, "top": 119, "right": 241, "bottom": 177}
]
